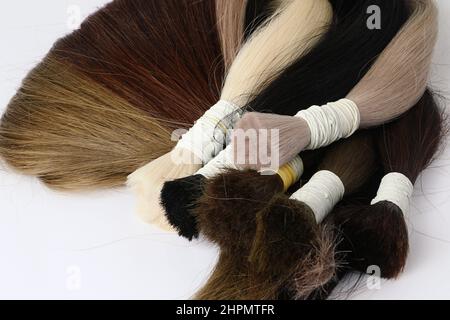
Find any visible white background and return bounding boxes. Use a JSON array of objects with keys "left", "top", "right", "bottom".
[{"left": 0, "top": 0, "right": 449, "bottom": 300}]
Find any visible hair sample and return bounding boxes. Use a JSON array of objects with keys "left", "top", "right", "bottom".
[
  {"left": 325, "top": 89, "right": 444, "bottom": 281},
  {"left": 246, "top": 132, "right": 377, "bottom": 300},
  {"left": 131, "top": 0, "right": 333, "bottom": 229},
  {"left": 160, "top": 0, "right": 410, "bottom": 235},
  {"left": 194, "top": 226, "right": 337, "bottom": 300},
  {"left": 348, "top": 0, "right": 439, "bottom": 126},
  {"left": 216, "top": 0, "right": 280, "bottom": 72},
  {"left": 307, "top": 88, "right": 445, "bottom": 300},
  {"left": 0, "top": 0, "right": 227, "bottom": 191},
  {"left": 219, "top": 0, "right": 332, "bottom": 106},
  {"left": 243, "top": 0, "right": 409, "bottom": 115},
  {"left": 192, "top": 169, "right": 279, "bottom": 299},
  {"left": 192, "top": 166, "right": 331, "bottom": 300},
  {"left": 216, "top": 0, "right": 248, "bottom": 71},
  {"left": 234, "top": 0, "right": 437, "bottom": 170},
  {"left": 164, "top": 152, "right": 321, "bottom": 240},
  {"left": 0, "top": 58, "right": 174, "bottom": 190},
  {"left": 54, "top": 0, "right": 225, "bottom": 123},
  {"left": 190, "top": 133, "right": 376, "bottom": 300}
]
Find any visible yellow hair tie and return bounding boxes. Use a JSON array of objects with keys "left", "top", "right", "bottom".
[
  {"left": 278, "top": 165, "right": 295, "bottom": 191},
  {"left": 277, "top": 156, "right": 304, "bottom": 191}
]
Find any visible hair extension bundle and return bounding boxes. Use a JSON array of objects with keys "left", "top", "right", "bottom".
[
  {"left": 243, "top": 132, "right": 377, "bottom": 299},
  {"left": 191, "top": 157, "right": 306, "bottom": 299},
  {"left": 324, "top": 89, "right": 444, "bottom": 283},
  {"left": 287, "top": 95, "right": 442, "bottom": 300},
  {"left": 195, "top": 215, "right": 337, "bottom": 300},
  {"left": 190, "top": 132, "right": 375, "bottom": 300},
  {"left": 171, "top": 156, "right": 305, "bottom": 240},
  {"left": 243, "top": 0, "right": 407, "bottom": 115},
  {"left": 306, "top": 88, "right": 444, "bottom": 300},
  {"left": 160, "top": 0, "right": 410, "bottom": 234},
  {"left": 234, "top": 0, "right": 437, "bottom": 170},
  {"left": 129, "top": 0, "right": 333, "bottom": 229},
  {"left": 0, "top": 0, "right": 226, "bottom": 192},
  {"left": 302, "top": 0, "right": 441, "bottom": 299}
]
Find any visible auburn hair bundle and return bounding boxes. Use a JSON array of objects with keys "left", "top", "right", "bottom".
[
  {"left": 313, "top": 88, "right": 445, "bottom": 299},
  {"left": 0, "top": 0, "right": 271, "bottom": 191}
]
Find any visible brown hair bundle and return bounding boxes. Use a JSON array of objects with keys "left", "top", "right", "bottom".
[
  {"left": 190, "top": 132, "right": 376, "bottom": 300},
  {"left": 304, "top": 88, "right": 445, "bottom": 300},
  {"left": 321, "top": 89, "right": 444, "bottom": 287},
  {"left": 190, "top": 87, "right": 445, "bottom": 300}
]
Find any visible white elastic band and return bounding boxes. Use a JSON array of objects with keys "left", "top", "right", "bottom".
[
  {"left": 370, "top": 172, "right": 414, "bottom": 215},
  {"left": 176, "top": 100, "right": 240, "bottom": 163},
  {"left": 290, "top": 170, "right": 345, "bottom": 223},
  {"left": 295, "top": 99, "right": 360, "bottom": 150}
]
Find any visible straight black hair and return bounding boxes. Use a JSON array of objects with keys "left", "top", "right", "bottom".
[{"left": 246, "top": 0, "right": 410, "bottom": 115}]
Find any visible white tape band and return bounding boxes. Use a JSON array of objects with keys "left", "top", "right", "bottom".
[
  {"left": 176, "top": 100, "right": 240, "bottom": 163},
  {"left": 290, "top": 170, "right": 345, "bottom": 223},
  {"left": 295, "top": 99, "right": 360, "bottom": 150},
  {"left": 370, "top": 172, "right": 414, "bottom": 215}
]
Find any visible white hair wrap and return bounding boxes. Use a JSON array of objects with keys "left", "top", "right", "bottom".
[
  {"left": 290, "top": 170, "right": 345, "bottom": 223},
  {"left": 371, "top": 172, "right": 414, "bottom": 215},
  {"left": 295, "top": 99, "right": 360, "bottom": 150},
  {"left": 176, "top": 100, "right": 240, "bottom": 163}
]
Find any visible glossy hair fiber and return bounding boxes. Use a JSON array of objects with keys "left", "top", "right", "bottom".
[
  {"left": 191, "top": 132, "right": 376, "bottom": 300},
  {"left": 195, "top": 86, "right": 445, "bottom": 300},
  {"left": 216, "top": 0, "right": 277, "bottom": 71},
  {"left": 161, "top": 0, "right": 410, "bottom": 239},
  {"left": 216, "top": 0, "right": 248, "bottom": 71},
  {"left": 244, "top": 0, "right": 409, "bottom": 115},
  {"left": 234, "top": 0, "right": 437, "bottom": 170},
  {"left": 312, "top": 88, "right": 445, "bottom": 299},
  {"left": 179, "top": 0, "right": 442, "bottom": 300},
  {"left": 134, "top": 0, "right": 333, "bottom": 229},
  {"left": 166, "top": 1, "right": 415, "bottom": 299},
  {"left": 233, "top": 0, "right": 438, "bottom": 169},
  {"left": 0, "top": 0, "right": 268, "bottom": 190}
]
